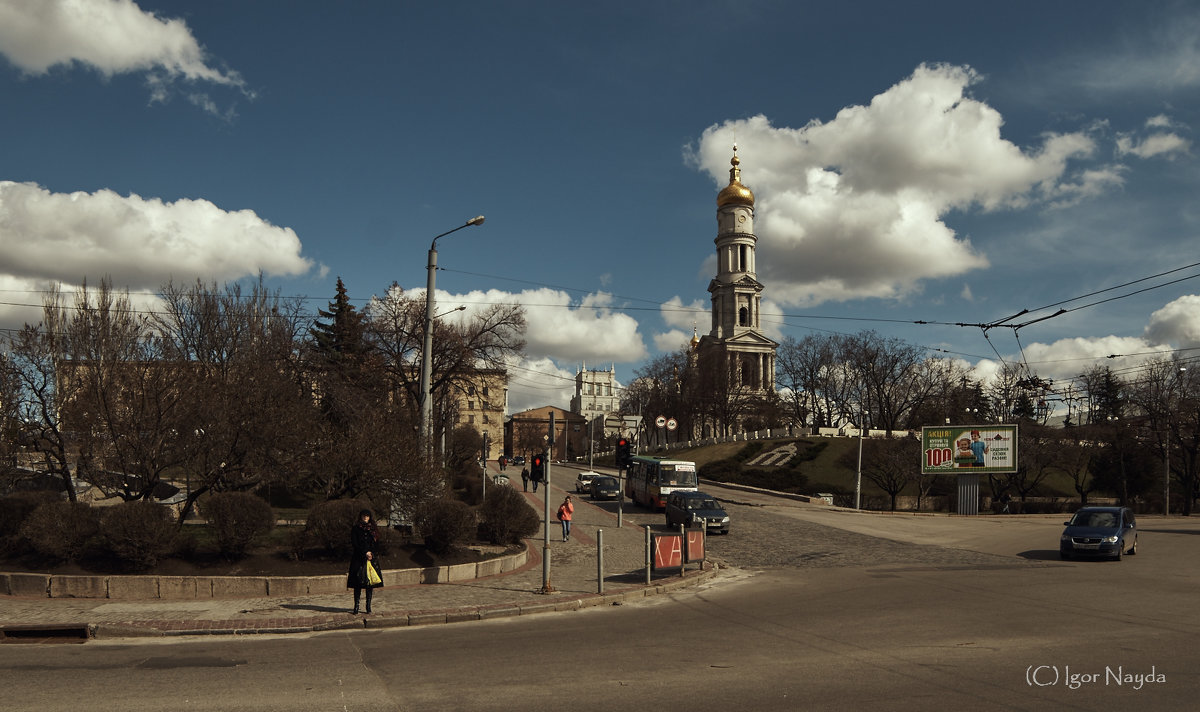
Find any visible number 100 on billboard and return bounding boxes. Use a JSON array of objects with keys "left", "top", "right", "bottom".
[{"left": 921, "top": 425, "right": 1018, "bottom": 475}]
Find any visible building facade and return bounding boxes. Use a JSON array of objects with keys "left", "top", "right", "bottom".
[
  {"left": 569, "top": 363, "right": 620, "bottom": 424},
  {"left": 443, "top": 368, "right": 507, "bottom": 461},
  {"left": 504, "top": 405, "right": 587, "bottom": 462}
]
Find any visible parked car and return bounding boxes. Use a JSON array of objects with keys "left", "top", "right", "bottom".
[
  {"left": 664, "top": 491, "right": 730, "bottom": 535},
  {"left": 511, "top": 456, "right": 526, "bottom": 466},
  {"left": 1060, "top": 506, "right": 1137, "bottom": 560},
  {"left": 575, "top": 471, "right": 599, "bottom": 493},
  {"left": 588, "top": 475, "right": 621, "bottom": 500}
]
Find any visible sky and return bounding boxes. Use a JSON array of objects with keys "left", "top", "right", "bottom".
[{"left": 1, "top": 0, "right": 1198, "bottom": 416}]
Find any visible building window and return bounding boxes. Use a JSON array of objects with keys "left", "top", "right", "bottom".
[
  {"left": 483, "top": 386, "right": 489, "bottom": 396},
  {"left": 468, "top": 400, "right": 475, "bottom": 410},
  {"left": 483, "top": 415, "right": 490, "bottom": 424},
  {"left": 469, "top": 415, "right": 476, "bottom": 424}
]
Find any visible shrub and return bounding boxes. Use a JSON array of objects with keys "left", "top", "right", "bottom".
[
  {"left": 18, "top": 501, "right": 101, "bottom": 562},
  {"left": 205, "top": 491, "right": 275, "bottom": 558},
  {"left": 98, "top": 500, "right": 175, "bottom": 571},
  {"left": 420, "top": 498, "right": 476, "bottom": 555},
  {"left": 698, "top": 458, "right": 741, "bottom": 481},
  {"left": 734, "top": 442, "right": 766, "bottom": 462},
  {"left": 303, "top": 499, "right": 370, "bottom": 556},
  {"left": 0, "top": 492, "right": 60, "bottom": 538},
  {"left": 478, "top": 486, "right": 540, "bottom": 545}
]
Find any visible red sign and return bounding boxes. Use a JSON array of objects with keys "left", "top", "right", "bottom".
[
  {"left": 685, "top": 530, "right": 705, "bottom": 562},
  {"left": 652, "top": 534, "right": 682, "bottom": 570}
]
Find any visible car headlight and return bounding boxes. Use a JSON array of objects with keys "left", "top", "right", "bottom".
[
  {"left": 1102, "top": 535, "right": 1119, "bottom": 544},
  {"left": 721, "top": 517, "right": 730, "bottom": 523}
]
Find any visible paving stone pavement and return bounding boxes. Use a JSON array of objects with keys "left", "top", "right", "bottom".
[{"left": 0, "top": 477, "right": 716, "bottom": 640}]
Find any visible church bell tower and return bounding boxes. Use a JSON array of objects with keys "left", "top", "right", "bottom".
[{"left": 696, "top": 146, "right": 777, "bottom": 393}]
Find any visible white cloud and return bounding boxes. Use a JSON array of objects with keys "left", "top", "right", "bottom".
[
  {"left": 504, "top": 355, "right": 577, "bottom": 414},
  {"left": 1066, "top": 11, "right": 1200, "bottom": 93},
  {"left": 659, "top": 296, "right": 707, "bottom": 331},
  {"left": 1116, "top": 132, "right": 1192, "bottom": 159},
  {"left": 0, "top": 0, "right": 250, "bottom": 113},
  {"left": 689, "top": 64, "right": 1100, "bottom": 307},
  {"left": 426, "top": 286, "right": 648, "bottom": 367},
  {"left": 1145, "top": 295, "right": 1200, "bottom": 348},
  {"left": 0, "top": 181, "right": 316, "bottom": 290},
  {"left": 653, "top": 329, "right": 692, "bottom": 352}
]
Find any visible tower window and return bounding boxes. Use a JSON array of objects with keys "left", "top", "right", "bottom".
[{"left": 739, "top": 307, "right": 748, "bottom": 326}]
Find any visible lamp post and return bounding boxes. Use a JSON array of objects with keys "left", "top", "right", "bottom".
[{"left": 420, "top": 215, "right": 485, "bottom": 459}]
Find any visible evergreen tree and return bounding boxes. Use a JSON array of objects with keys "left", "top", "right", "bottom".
[{"left": 309, "top": 277, "right": 366, "bottom": 362}]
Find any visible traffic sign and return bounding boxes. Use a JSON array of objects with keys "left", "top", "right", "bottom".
[
  {"left": 655, "top": 415, "right": 666, "bottom": 427},
  {"left": 666, "top": 418, "right": 677, "bottom": 431}
]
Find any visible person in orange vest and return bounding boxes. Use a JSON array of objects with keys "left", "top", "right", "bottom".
[{"left": 557, "top": 495, "right": 574, "bottom": 542}]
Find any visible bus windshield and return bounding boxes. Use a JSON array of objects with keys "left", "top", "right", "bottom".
[{"left": 657, "top": 464, "right": 697, "bottom": 487}]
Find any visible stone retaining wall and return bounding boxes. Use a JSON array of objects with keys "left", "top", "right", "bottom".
[{"left": 0, "top": 546, "right": 528, "bottom": 600}]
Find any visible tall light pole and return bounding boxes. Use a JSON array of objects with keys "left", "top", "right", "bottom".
[{"left": 420, "top": 215, "right": 485, "bottom": 459}]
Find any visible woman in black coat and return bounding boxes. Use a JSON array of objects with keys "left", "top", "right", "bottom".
[{"left": 347, "top": 508, "right": 383, "bottom": 614}]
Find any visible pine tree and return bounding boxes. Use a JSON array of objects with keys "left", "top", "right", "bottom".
[{"left": 309, "top": 277, "right": 365, "bottom": 363}]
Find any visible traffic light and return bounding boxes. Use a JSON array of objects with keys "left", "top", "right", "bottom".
[
  {"left": 615, "top": 437, "right": 631, "bottom": 468},
  {"left": 530, "top": 454, "right": 545, "bottom": 482}
]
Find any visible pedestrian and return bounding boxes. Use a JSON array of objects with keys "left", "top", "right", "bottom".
[
  {"left": 347, "top": 508, "right": 383, "bottom": 614},
  {"left": 521, "top": 467, "right": 530, "bottom": 492},
  {"left": 531, "top": 467, "right": 540, "bottom": 492},
  {"left": 557, "top": 495, "right": 574, "bottom": 542},
  {"left": 999, "top": 492, "right": 1012, "bottom": 514}
]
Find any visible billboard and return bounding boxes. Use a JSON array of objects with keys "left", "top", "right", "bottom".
[{"left": 921, "top": 425, "right": 1018, "bottom": 475}]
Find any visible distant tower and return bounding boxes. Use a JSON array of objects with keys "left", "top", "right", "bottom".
[{"left": 696, "top": 146, "right": 777, "bottom": 397}]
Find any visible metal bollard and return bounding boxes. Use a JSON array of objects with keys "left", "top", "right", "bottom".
[{"left": 596, "top": 529, "right": 604, "bottom": 594}]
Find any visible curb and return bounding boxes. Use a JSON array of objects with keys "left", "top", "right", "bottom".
[
  {"left": 0, "top": 546, "right": 529, "bottom": 601},
  {"left": 76, "top": 565, "right": 721, "bottom": 639}
]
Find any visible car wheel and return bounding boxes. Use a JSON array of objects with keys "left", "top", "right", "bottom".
[
  {"left": 1059, "top": 551, "right": 1071, "bottom": 561},
  {"left": 1128, "top": 536, "right": 1137, "bottom": 555},
  {"left": 1113, "top": 544, "right": 1123, "bottom": 561}
]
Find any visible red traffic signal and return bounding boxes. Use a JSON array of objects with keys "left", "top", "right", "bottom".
[{"left": 615, "top": 438, "right": 631, "bottom": 467}]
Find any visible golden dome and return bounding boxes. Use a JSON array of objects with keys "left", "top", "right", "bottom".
[{"left": 716, "top": 150, "right": 755, "bottom": 208}]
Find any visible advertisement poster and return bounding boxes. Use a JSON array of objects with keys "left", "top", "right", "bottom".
[{"left": 921, "top": 425, "right": 1018, "bottom": 475}]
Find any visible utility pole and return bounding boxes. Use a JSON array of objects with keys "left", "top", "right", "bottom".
[{"left": 539, "top": 412, "right": 556, "bottom": 593}]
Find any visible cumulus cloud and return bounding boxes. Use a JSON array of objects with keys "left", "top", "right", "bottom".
[
  {"left": 0, "top": 0, "right": 250, "bottom": 113},
  {"left": 688, "top": 64, "right": 1102, "bottom": 307},
  {"left": 1145, "top": 295, "right": 1200, "bottom": 348},
  {"left": 0, "top": 181, "right": 317, "bottom": 290},
  {"left": 428, "top": 285, "right": 645, "bottom": 392}
]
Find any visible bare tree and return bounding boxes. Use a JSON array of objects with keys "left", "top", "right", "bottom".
[
  {"left": 5, "top": 284, "right": 88, "bottom": 501},
  {"left": 153, "top": 278, "right": 313, "bottom": 522},
  {"left": 1129, "top": 358, "right": 1198, "bottom": 515},
  {"left": 842, "top": 435, "right": 920, "bottom": 511},
  {"left": 363, "top": 284, "right": 525, "bottom": 450}
]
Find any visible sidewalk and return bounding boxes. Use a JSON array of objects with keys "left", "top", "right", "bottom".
[{"left": 0, "top": 471, "right": 716, "bottom": 641}]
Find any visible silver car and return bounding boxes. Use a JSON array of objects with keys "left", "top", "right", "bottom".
[{"left": 575, "top": 471, "right": 599, "bottom": 493}]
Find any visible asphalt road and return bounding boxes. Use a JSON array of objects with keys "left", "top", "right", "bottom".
[{"left": 3, "top": 476, "right": 1198, "bottom": 711}]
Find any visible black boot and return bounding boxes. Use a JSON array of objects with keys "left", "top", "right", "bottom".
[
  {"left": 365, "top": 588, "right": 373, "bottom": 614},
  {"left": 352, "top": 589, "right": 361, "bottom": 614}
]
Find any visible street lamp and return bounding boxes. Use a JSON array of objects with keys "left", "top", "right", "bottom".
[{"left": 420, "top": 215, "right": 485, "bottom": 458}]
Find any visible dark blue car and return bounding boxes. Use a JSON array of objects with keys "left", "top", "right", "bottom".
[{"left": 1060, "top": 506, "right": 1137, "bottom": 561}]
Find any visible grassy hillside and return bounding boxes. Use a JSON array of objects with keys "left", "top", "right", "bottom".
[{"left": 642, "top": 437, "right": 867, "bottom": 495}]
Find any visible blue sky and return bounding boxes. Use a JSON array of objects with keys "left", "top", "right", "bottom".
[{"left": 1, "top": 0, "right": 1197, "bottom": 414}]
